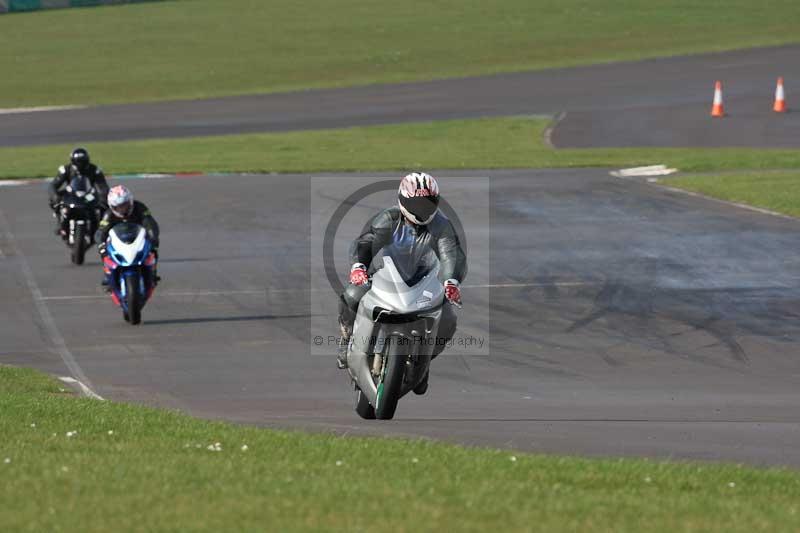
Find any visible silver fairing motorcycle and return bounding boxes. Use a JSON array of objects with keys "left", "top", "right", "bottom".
[{"left": 347, "top": 226, "right": 444, "bottom": 420}]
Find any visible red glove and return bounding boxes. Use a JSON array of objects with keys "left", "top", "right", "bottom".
[
  {"left": 349, "top": 263, "right": 368, "bottom": 286},
  {"left": 444, "top": 279, "right": 462, "bottom": 306}
]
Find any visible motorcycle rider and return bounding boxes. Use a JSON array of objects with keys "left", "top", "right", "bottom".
[
  {"left": 337, "top": 172, "right": 466, "bottom": 394},
  {"left": 97, "top": 185, "right": 161, "bottom": 288},
  {"left": 47, "top": 148, "right": 108, "bottom": 235}
]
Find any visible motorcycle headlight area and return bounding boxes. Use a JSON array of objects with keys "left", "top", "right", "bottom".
[{"left": 106, "top": 244, "right": 127, "bottom": 266}]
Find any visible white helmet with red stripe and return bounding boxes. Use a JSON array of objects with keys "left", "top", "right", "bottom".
[
  {"left": 398, "top": 172, "right": 440, "bottom": 225},
  {"left": 107, "top": 185, "right": 134, "bottom": 218}
]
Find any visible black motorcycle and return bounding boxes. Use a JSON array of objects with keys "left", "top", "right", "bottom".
[{"left": 53, "top": 174, "right": 101, "bottom": 265}]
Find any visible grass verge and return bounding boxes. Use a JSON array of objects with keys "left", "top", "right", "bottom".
[
  {"left": 665, "top": 171, "right": 800, "bottom": 218},
  {"left": 2, "top": 117, "right": 800, "bottom": 179},
  {"left": 1, "top": 364, "right": 799, "bottom": 532},
  {"left": 1, "top": 0, "right": 799, "bottom": 107}
]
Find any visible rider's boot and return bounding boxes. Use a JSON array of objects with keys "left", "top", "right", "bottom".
[
  {"left": 413, "top": 370, "right": 429, "bottom": 395},
  {"left": 100, "top": 272, "right": 111, "bottom": 293},
  {"left": 152, "top": 250, "right": 161, "bottom": 284},
  {"left": 52, "top": 213, "right": 64, "bottom": 237}
]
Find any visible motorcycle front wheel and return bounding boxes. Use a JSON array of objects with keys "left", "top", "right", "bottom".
[
  {"left": 374, "top": 337, "right": 408, "bottom": 420},
  {"left": 70, "top": 224, "right": 86, "bottom": 265},
  {"left": 124, "top": 274, "right": 142, "bottom": 325},
  {"left": 354, "top": 386, "right": 376, "bottom": 420}
]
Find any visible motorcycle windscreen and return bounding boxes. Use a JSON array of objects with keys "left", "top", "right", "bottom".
[
  {"left": 108, "top": 223, "right": 148, "bottom": 266},
  {"left": 111, "top": 222, "right": 143, "bottom": 245},
  {"left": 371, "top": 223, "right": 439, "bottom": 291},
  {"left": 66, "top": 175, "right": 91, "bottom": 198},
  {"left": 63, "top": 174, "right": 97, "bottom": 205}
]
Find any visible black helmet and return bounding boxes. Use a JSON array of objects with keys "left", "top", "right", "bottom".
[
  {"left": 70, "top": 147, "right": 90, "bottom": 172},
  {"left": 398, "top": 172, "right": 440, "bottom": 225}
]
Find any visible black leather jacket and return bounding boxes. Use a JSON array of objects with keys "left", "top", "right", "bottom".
[
  {"left": 96, "top": 200, "right": 160, "bottom": 252},
  {"left": 48, "top": 163, "right": 109, "bottom": 207},
  {"left": 350, "top": 207, "right": 467, "bottom": 283}
]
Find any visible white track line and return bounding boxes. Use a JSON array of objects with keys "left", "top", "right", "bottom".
[
  {"left": 37, "top": 282, "right": 595, "bottom": 301},
  {"left": 464, "top": 281, "right": 592, "bottom": 289},
  {"left": 0, "top": 105, "right": 86, "bottom": 115},
  {"left": 610, "top": 165, "right": 678, "bottom": 178},
  {"left": 58, "top": 376, "right": 105, "bottom": 401},
  {"left": 0, "top": 180, "right": 37, "bottom": 187},
  {"left": 0, "top": 208, "right": 103, "bottom": 400}
]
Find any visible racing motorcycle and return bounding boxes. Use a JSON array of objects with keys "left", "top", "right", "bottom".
[
  {"left": 102, "top": 222, "right": 157, "bottom": 325},
  {"left": 54, "top": 174, "right": 101, "bottom": 265},
  {"left": 345, "top": 225, "right": 444, "bottom": 420}
]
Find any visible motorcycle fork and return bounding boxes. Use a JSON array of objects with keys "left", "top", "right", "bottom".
[
  {"left": 369, "top": 327, "right": 389, "bottom": 378},
  {"left": 371, "top": 353, "right": 384, "bottom": 378}
]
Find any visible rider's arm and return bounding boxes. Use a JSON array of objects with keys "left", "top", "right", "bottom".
[
  {"left": 350, "top": 209, "right": 395, "bottom": 268},
  {"left": 435, "top": 220, "right": 467, "bottom": 284},
  {"left": 96, "top": 212, "right": 113, "bottom": 255},
  {"left": 92, "top": 167, "right": 109, "bottom": 207},
  {"left": 47, "top": 166, "right": 69, "bottom": 203},
  {"left": 139, "top": 204, "right": 160, "bottom": 247}
]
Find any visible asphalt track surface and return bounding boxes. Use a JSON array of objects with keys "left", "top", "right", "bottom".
[
  {"left": 3, "top": 45, "right": 800, "bottom": 148},
  {"left": 2, "top": 170, "right": 799, "bottom": 466}
]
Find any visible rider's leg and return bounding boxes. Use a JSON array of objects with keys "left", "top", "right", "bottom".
[
  {"left": 100, "top": 262, "right": 113, "bottom": 291},
  {"left": 432, "top": 304, "right": 457, "bottom": 360},
  {"left": 337, "top": 284, "right": 369, "bottom": 368},
  {"left": 415, "top": 304, "right": 458, "bottom": 395},
  {"left": 51, "top": 203, "right": 65, "bottom": 236},
  {"left": 151, "top": 248, "right": 161, "bottom": 284}
]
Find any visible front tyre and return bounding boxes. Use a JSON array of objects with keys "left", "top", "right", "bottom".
[
  {"left": 70, "top": 224, "right": 86, "bottom": 265},
  {"left": 354, "top": 386, "right": 376, "bottom": 419},
  {"left": 125, "top": 274, "right": 142, "bottom": 325},
  {"left": 374, "top": 338, "right": 408, "bottom": 420}
]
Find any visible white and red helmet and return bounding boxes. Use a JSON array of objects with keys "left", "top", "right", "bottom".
[
  {"left": 107, "top": 185, "right": 134, "bottom": 218},
  {"left": 398, "top": 172, "right": 440, "bottom": 225}
]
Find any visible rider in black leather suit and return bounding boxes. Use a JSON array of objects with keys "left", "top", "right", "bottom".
[{"left": 338, "top": 173, "right": 467, "bottom": 394}]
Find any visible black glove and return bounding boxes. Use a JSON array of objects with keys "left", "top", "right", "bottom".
[{"left": 98, "top": 242, "right": 107, "bottom": 257}]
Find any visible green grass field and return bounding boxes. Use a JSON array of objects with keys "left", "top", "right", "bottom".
[
  {"left": 1, "top": 0, "right": 798, "bottom": 107},
  {"left": 1, "top": 364, "right": 799, "bottom": 532},
  {"left": 666, "top": 171, "right": 800, "bottom": 217},
  {"left": 2, "top": 117, "right": 800, "bottom": 179}
]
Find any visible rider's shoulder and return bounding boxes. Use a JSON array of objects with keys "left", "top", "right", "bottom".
[
  {"left": 57, "top": 165, "right": 67, "bottom": 176},
  {"left": 373, "top": 206, "right": 401, "bottom": 226},
  {"left": 426, "top": 210, "right": 452, "bottom": 232}
]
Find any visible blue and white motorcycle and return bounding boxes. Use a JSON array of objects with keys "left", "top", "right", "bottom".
[{"left": 102, "top": 222, "right": 157, "bottom": 325}]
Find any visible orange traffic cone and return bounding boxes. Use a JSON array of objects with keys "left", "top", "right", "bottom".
[
  {"left": 774, "top": 77, "right": 787, "bottom": 113},
  {"left": 710, "top": 81, "right": 725, "bottom": 117}
]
